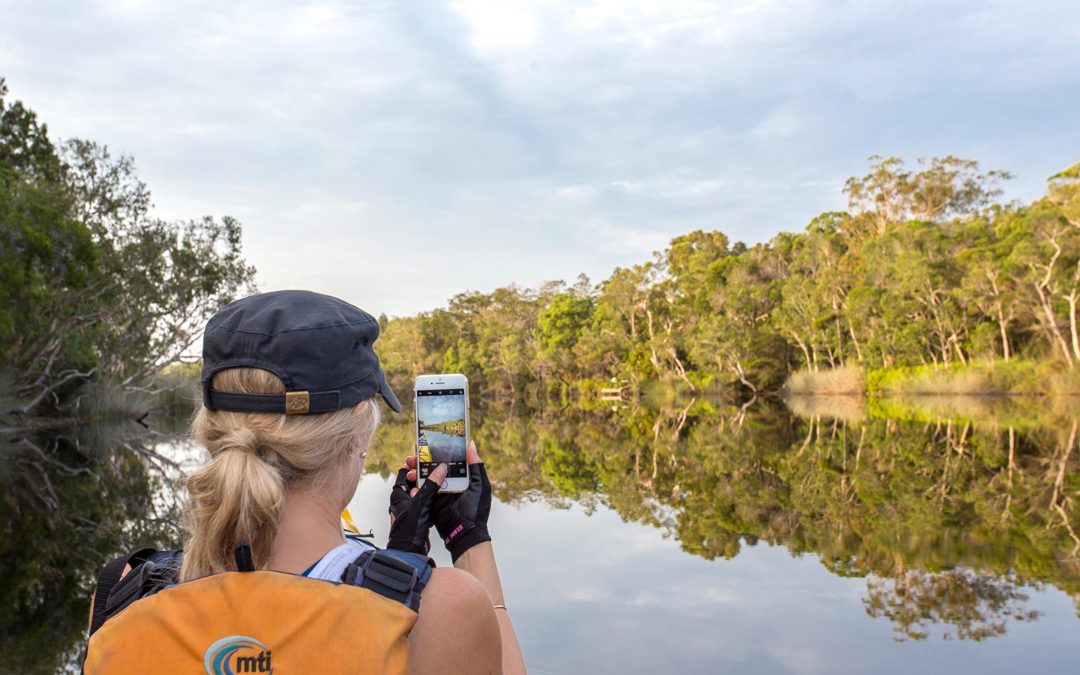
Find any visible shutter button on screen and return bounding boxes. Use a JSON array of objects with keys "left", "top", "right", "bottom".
[{"left": 441, "top": 480, "right": 449, "bottom": 488}]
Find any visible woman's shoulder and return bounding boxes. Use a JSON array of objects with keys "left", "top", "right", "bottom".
[
  {"left": 409, "top": 568, "right": 501, "bottom": 673},
  {"left": 423, "top": 567, "right": 491, "bottom": 615}
]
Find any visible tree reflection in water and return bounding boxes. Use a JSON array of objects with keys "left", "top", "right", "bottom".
[
  {"left": 370, "top": 394, "right": 1080, "bottom": 639},
  {"left": 4, "top": 394, "right": 1079, "bottom": 671},
  {"left": 864, "top": 569, "right": 1040, "bottom": 641},
  {"left": 0, "top": 424, "right": 183, "bottom": 674}
]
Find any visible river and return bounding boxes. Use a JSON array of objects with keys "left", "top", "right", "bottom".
[{"left": 4, "top": 395, "right": 1078, "bottom": 673}]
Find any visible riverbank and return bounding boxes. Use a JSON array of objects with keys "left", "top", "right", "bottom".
[
  {"left": 784, "top": 359, "right": 1080, "bottom": 397},
  {"left": 420, "top": 418, "right": 466, "bottom": 436}
]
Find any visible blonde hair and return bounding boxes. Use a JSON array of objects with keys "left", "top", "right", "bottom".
[{"left": 180, "top": 367, "right": 381, "bottom": 582}]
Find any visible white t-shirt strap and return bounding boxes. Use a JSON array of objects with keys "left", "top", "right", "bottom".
[{"left": 305, "top": 539, "right": 377, "bottom": 582}]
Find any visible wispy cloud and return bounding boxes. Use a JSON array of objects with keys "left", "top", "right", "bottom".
[{"left": 2, "top": 0, "right": 1077, "bottom": 315}]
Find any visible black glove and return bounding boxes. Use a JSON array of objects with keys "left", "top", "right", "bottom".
[
  {"left": 387, "top": 467, "right": 442, "bottom": 555},
  {"left": 432, "top": 463, "right": 492, "bottom": 563}
]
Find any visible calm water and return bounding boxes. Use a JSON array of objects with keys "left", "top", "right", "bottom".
[
  {"left": 4, "top": 396, "right": 1079, "bottom": 673},
  {"left": 420, "top": 429, "right": 467, "bottom": 463}
]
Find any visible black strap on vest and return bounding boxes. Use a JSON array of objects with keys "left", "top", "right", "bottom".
[
  {"left": 89, "top": 554, "right": 132, "bottom": 638},
  {"left": 89, "top": 548, "right": 163, "bottom": 638},
  {"left": 235, "top": 544, "right": 255, "bottom": 572},
  {"left": 341, "top": 548, "right": 434, "bottom": 613}
]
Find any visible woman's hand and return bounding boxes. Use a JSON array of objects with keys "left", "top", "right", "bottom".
[
  {"left": 397, "top": 442, "right": 492, "bottom": 562},
  {"left": 386, "top": 460, "right": 446, "bottom": 555},
  {"left": 433, "top": 442, "right": 492, "bottom": 562}
]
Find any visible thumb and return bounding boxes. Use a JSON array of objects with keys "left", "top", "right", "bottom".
[{"left": 429, "top": 463, "right": 448, "bottom": 484}]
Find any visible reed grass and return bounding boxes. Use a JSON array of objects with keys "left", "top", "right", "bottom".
[{"left": 784, "top": 365, "right": 865, "bottom": 395}]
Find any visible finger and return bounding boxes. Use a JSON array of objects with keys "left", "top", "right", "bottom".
[
  {"left": 466, "top": 440, "right": 481, "bottom": 465},
  {"left": 394, "top": 467, "right": 410, "bottom": 487},
  {"left": 409, "top": 487, "right": 419, "bottom": 497},
  {"left": 430, "top": 463, "right": 448, "bottom": 483},
  {"left": 407, "top": 469, "right": 417, "bottom": 483},
  {"left": 416, "top": 467, "right": 446, "bottom": 499},
  {"left": 405, "top": 455, "right": 417, "bottom": 469}
]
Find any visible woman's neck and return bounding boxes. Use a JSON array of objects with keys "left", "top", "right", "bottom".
[{"left": 266, "top": 486, "right": 345, "bottom": 574}]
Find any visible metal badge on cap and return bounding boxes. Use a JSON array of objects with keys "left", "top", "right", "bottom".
[{"left": 285, "top": 391, "right": 310, "bottom": 414}]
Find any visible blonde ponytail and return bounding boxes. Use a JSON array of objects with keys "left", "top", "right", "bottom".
[{"left": 180, "top": 367, "right": 380, "bottom": 582}]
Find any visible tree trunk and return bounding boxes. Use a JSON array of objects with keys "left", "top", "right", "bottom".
[
  {"left": 996, "top": 301, "right": 1011, "bottom": 362},
  {"left": 645, "top": 309, "right": 663, "bottom": 376},
  {"left": 667, "top": 347, "right": 696, "bottom": 392},
  {"left": 846, "top": 316, "right": 864, "bottom": 363},
  {"left": 835, "top": 314, "right": 845, "bottom": 366},
  {"left": 1068, "top": 289, "right": 1080, "bottom": 361},
  {"left": 791, "top": 331, "right": 812, "bottom": 369},
  {"left": 1035, "top": 282, "right": 1075, "bottom": 368},
  {"left": 1032, "top": 230, "right": 1074, "bottom": 367},
  {"left": 950, "top": 334, "right": 968, "bottom": 366},
  {"left": 728, "top": 353, "right": 758, "bottom": 394}
]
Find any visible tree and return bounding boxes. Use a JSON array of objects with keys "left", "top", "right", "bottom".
[
  {"left": 844, "top": 156, "right": 1010, "bottom": 235},
  {"left": 0, "top": 79, "right": 256, "bottom": 415}
]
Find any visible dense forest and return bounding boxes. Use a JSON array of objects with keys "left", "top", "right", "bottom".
[{"left": 378, "top": 156, "right": 1080, "bottom": 401}]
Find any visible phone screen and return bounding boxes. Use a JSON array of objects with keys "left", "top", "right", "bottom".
[{"left": 416, "top": 388, "right": 468, "bottom": 480}]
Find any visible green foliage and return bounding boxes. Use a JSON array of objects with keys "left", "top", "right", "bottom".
[
  {"left": 0, "top": 79, "right": 255, "bottom": 416},
  {"left": 378, "top": 152, "right": 1080, "bottom": 401},
  {"left": 537, "top": 292, "right": 594, "bottom": 355}
]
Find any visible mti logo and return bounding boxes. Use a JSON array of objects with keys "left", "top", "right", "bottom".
[{"left": 204, "top": 635, "right": 273, "bottom": 674}]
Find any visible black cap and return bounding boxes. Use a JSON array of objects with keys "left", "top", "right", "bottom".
[{"left": 200, "top": 290, "right": 401, "bottom": 415}]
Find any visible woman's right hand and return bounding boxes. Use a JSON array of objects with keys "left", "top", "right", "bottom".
[{"left": 432, "top": 441, "right": 492, "bottom": 562}]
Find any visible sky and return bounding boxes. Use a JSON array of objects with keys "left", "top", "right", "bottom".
[
  {"left": 416, "top": 392, "right": 465, "bottom": 424},
  {"left": 2, "top": 0, "right": 1078, "bottom": 317}
]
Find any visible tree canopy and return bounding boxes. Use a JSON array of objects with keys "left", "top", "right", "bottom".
[
  {"left": 0, "top": 78, "right": 255, "bottom": 416},
  {"left": 377, "top": 155, "right": 1080, "bottom": 400}
]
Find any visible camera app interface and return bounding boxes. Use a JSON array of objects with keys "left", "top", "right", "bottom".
[{"left": 416, "top": 388, "right": 468, "bottom": 479}]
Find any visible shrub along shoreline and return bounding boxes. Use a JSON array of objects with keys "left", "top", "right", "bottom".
[{"left": 785, "top": 359, "right": 1080, "bottom": 397}]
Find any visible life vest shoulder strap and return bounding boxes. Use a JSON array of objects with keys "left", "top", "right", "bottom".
[
  {"left": 92, "top": 545, "right": 433, "bottom": 633},
  {"left": 89, "top": 548, "right": 179, "bottom": 638},
  {"left": 341, "top": 548, "right": 434, "bottom": 613}
]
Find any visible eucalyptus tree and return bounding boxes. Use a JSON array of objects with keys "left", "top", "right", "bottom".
[{"left": 844, "top": 155, "right": 1010, "bottom": 235}]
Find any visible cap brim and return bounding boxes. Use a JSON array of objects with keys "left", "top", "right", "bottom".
[{"left": 379, "top": 375, "right": 402, "bottom": 412}]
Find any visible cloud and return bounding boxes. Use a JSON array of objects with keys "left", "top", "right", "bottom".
[
  {"left": 1, "top": 0, "right": 1078, "bottom": 315},
  {"left": 417, "top": 394, "right": 465, "bottom": 424}
]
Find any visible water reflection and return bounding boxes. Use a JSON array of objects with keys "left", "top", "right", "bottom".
[
  {"left": 0, "top": 424, "right": 182, "bottom": 674},
  {"left": 4, "top": 395, "right": 1080, "bottom": 673},
  {"left": 364, "top": 398, "right": 1080, "bottom": 650},
  {"left": 864, "top": 570, "right": 1040, "bottom": 642}
]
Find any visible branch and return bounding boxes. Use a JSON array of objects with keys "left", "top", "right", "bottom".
[{"left": 16, "top": 368, "right": 97, "bottom": 414}]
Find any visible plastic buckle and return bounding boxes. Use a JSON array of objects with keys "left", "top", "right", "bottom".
[
  {"left": 104, "top": 561, "right": 158, "bottom": 614},
  {"left": 366, "top": 551, "right": 419, "bottom": 596}
]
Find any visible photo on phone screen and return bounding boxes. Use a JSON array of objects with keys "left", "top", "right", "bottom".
[{"left": 416, "top": 388, "right": 468, "bottom": 480}]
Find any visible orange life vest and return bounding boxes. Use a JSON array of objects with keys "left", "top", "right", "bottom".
[{"left": 84, "top": 547, "right": 432, "bottom": 674}]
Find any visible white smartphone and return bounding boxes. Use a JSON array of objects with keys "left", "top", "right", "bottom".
[{"left": 414, "top": 373, "right": 470, "bottom": 493}]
